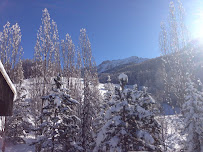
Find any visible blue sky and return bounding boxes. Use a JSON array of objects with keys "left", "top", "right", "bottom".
[{"left": 0, "top": 0, "right": 202, "bottom": 65}]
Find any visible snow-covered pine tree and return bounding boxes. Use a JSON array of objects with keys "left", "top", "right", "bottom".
[
  {"left": 101, "top": 75, "right": 115, "bottom": 115},
  {"left": 182, "top": 76, "right": 203, "bottom": 152},
  {"left": 104, "top": 75, "right": 114, "bottom": 102},
  {"left": 34, "top": 74, "right": 82, "bottom": 152},
  {"left": 93, "top": 76, "right": 115, "bottom": 149},
  {"left": 0, "top": 22, "right": 12, "bottom": 73},
  {"left": 132, "top": 86, "right": 162, "bottom": 151},
  {"left": 11, "top": 23, "right": 24, "bottom": 83},
  {"left": 6, "top": 83, "right": 31, "bottom": 144},
  {"left": 94, "top": 73, "right": 132, "bottom": 152},
  {"left": 0, "top": 22, "right": 23, "bottom": 83},
  {"left": 94, "top": 73, "right": 162, "bottom": 152},
  {"left": 33, "top": 29, "right": 43, "bottom": 78},
  {"left": 159, "top": 0, "right": 194, "bottom": 110},
  {"left": 62, "top": 33, "right": 76, "bottom": 82},
  {"left": 15, "top": 59, "right": 24, "bottom": 84},
  {"left": 62, "top": 34, "right": 76, "bottom": 95},
  {"left": 34, "top": 8, "right": 60, "bottom": 92},
  {"left": 74, "top": 48, "right": 83, "bottom": 119},
  {"left": 32, "top": 9, "right": 62, "bottom": 143},
  {"left": 98, "top": 75, "right": 114, "bottom": 114},
  {"left": 51, "top": 20, "right": 61, "bottom": 75},
  {"left": 79, "top": 28, "right": 101, "bottom": 151}
]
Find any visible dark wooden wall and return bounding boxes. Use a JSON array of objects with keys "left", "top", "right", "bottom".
[{"left": 0, "top": 72, "right": 14, "bottom": 116}]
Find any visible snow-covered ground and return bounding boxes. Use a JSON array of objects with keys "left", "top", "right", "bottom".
[{"left": 0, "top": 136, "right": 35, "bottom": 152}]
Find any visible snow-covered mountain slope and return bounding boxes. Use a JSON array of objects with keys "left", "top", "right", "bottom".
[{"left": 97, "top": 56, "right": 148, "bottom": 73}]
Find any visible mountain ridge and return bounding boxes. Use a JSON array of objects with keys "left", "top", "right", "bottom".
[
  {"left": 97, "top": 56, "right": 149, "bottom": 73},
  {"left": 98, "top": 49, "right": 203, "bottom": 102}
]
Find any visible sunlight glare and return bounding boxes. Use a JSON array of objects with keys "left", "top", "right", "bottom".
[{"left": 192, "top": 10, "right": 203, "bottom": 44}]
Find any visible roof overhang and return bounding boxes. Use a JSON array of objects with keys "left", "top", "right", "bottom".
[{"left": 0, "top": 61, "right": 17, "bottom": 100}]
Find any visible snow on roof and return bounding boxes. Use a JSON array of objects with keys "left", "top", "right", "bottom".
[{"left": 0, "top": 60, "right": 17, "bottom": 100}]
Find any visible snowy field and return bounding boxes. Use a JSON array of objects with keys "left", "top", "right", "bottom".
[{"left": 0, "top": 136, "right": 35, "bottom": 152}]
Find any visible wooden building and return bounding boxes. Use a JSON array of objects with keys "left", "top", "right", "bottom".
[{"left": 0, "top": 61, "right": 17, "bottom": 116}]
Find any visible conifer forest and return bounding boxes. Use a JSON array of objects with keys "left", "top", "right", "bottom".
[{"left": 0, "top": 0, "right": 203, "bottom": 152}]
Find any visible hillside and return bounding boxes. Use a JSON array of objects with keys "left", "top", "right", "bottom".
[
  {"left": 97, "top": 56, "right": 148, "bottom": 73},
  {"left": 98, "top": 56, "right": 164, "bottom": 95},
  {"left": 98, "top": 48, "right": 203, "bottom": 101}
]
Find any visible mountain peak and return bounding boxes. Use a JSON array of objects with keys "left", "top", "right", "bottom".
[{"left": 97, "top": 56, "right": 148, "bottom": 73}]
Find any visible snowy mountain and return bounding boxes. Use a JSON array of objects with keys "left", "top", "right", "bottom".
[
  {"left": 97, "top": 56, "right": 148, "bottom": 73},
  {"left": 98, "top": 49, "right": 203, "bottom": 107}
]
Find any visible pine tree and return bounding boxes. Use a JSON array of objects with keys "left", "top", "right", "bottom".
[
  {"left": 79, "top": 28, "right": 101, "bottom": 151},
  {"left": 169, "top": 1, "right": 179, "bottom": 53},
  {"left": 74, "top": 48, "right": 83, "bottom": 118},
  {"left": 0, "top": 22, "right": 23, "bottom": 83},
  {"left": 104, "top": 75, "right": 114, "bottom": 102},
  {"left": 182, "top": 76, "right": 203, "bottom": 152},
  {"left": 15, "top": 59, "right": 24, "bottom": 84},
  {"left": 134, "top": 86, "right": 162, "bottom": 151},
  {"left": 6, "top": 83, "right": 31, "bottom": 144},
  {"left": 93, "top": 76, "right": 115, "bottom": 149},
  {"left": 33, "top": 8, "right": 59, "bottom": 90},
  {"left": 33, "top": 29, "right": 43, "bottom": 78},
  {"left": 51, "top": 20, "right": 61, "bottom": 75},
  {"left": 0, "top": 22, "right": 12, "bottom": 74},
  {"left": 34, "top": 74, "right": 81, "bottom": 152},
  {"left": 159, "top": 0, "right": 194, "bottom": 110},
  {"left": 11, "top": 23, "right": 24, "bottom": 83},
  {"left": 94, "top": 73, "right": 162, "bottom": 152},
  {"left": 177, "top": 0, "right": 188, "bottom": 48},
  {"left": 33, "top": 9, "right": 61, "bottom": 143},
  {"left": 61, "top": 33, "right": 76, "bottom": 90},
  {"left": 75, "top": 47, "right": 82, "bottom": 79}
]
